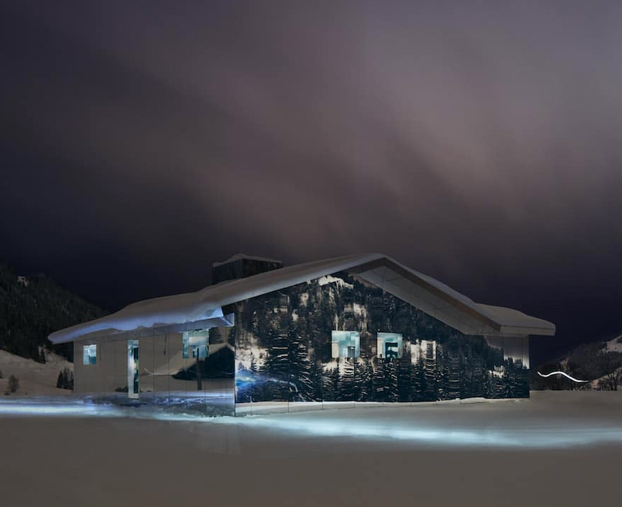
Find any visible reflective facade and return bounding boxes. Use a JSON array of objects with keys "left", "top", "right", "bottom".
[
  {"left": 74, "top": 326, "right": 235, "bottom": 416},
  {"left": 234, "top": 270, "right": 529, "bottom": 413}
]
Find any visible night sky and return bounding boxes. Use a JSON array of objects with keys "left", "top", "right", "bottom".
[{"left": 2, "top": 1, "right": 622, "bottom": 365}]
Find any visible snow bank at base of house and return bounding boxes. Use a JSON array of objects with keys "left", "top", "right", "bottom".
[
  {"left": 0, "top": 350, "right": 72, "bottom": 396},
  {"left": 234, "top": 397, "right": 516, "bottom": 415}
]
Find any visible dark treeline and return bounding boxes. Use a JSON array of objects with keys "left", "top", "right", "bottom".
[{"left": 0, "top": 261, "right": 107, "bottom": 362}]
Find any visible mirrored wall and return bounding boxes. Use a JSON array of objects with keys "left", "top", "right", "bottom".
[
  {"left": 234, "top": 270, "right": 530, "bottom": 412},
  {"left": 74, "top": 325, "right": 235, "bottom": 416}
]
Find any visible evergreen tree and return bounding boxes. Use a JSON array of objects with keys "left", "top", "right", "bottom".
[
  {"left": 249, "top": 355, "right": 258, "bottom": 374},
  {"left": 424, "top": 342, "right": 439, "bottom": 401},
  {"left": 411, "top": 353, "right": 426, "bottom": 402},
  {"left": 264, "top": 326, "right": 289, "bottom": 393},
  {"left": 373, "top": 359, "right": 387, "bottom": 401},
  {"left": 339, "top": 358, "right": 358, "bottom": 401},
  {"left": 287, "top": 325, "right": 313, "bottom": 401},
  {"left": 397, "top": 347, "right": 412, "bottom": 402},
  {"left": 308, "top": 359, "right": 324, "bottom": 401},
  {"left": 358, "top": 357, "right": 373, "bottom": 401},
  {"left": 8, "top": 375, "right": 19, "bottom": 393},
  {"left": 322, "top": 367, "right": 340, "bottom": 401},
  {"left": 56, "top": 367, "right": 74, "bottom": 390},
  {"left": 383, "top": 359, "right": 399, "bottom": 402}
]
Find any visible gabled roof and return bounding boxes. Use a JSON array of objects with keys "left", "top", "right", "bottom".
[{"left": 48, "top": 253, "right": 555, "bottom": 344}]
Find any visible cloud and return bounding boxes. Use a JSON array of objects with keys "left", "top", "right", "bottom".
[{"left": 2, "top": 0, "right": 622, "bottom": 360}]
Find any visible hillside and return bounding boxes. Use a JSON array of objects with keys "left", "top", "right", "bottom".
[
  {"left": 0, "top": 261, "right": 107, "bottom": 362},
  {"left": 533, "top": 334, "right": 622, "bottom": 390},
  {"left": 0, "top": 348, "right": 73, "bottom": 396}
]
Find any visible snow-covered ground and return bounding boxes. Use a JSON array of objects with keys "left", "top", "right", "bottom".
[
  {"left": 604, "top": 334, "right": 622, "bottom": 353},
  {"left": 1, "top": 391, "right": 622, "bottom": 506},
  {"left": 0, "top": 349, "right": 72, "bottom": 396}
]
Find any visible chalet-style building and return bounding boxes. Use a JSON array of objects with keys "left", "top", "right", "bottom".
[{"left": 49, "top": 253, "right": 555, "bottom": 416}]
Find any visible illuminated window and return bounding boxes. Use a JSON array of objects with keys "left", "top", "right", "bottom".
[
  {"left": 182, "top": 330, "right": 209, "bottom": 359},
  {"left": 377, "top": 333, "right": 403, "bottom": 359},
  {"left": 331, "top": 331, "right": 360, "bottom": 358},
  {"left": 83, "top": 344, "right": 97, "bottom": 365}
]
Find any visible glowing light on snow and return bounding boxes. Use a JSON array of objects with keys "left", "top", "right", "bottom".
[
  {"left": 537, "top": 371, "right": 588, "bottom": 383},
  {"left": 0, "top": 400, "right": 123, "bottom": 418},
  {"left": 211, "top": 416, "right": 622, "bottom": 449}
]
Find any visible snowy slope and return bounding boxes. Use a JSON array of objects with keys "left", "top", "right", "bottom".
[
  {"left": 604, "top": 334, "right": 622, "bottom": 353},
  {"left": 0, "top": 349, "right": 73, "bottom": 396},
  {"left": 1, "top": 392, "right": 622, "bottom": 507},
  {"left": 535, "top": 334, "right": 622, "bottom": 389},
  {"left": 587, "top": 365, "right": 622, "bottom": 389}
]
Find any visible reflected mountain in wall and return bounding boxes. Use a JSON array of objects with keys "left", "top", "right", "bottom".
[
  {"left": 533, "top": 334, "right": 622, "bottom": 390},
  {"left": 0, "top": 261, "right": 107, "bottom": 362},
  {"left": 235, "top": 271, "right": 530, "bottom": 404},
  {"left": 173, "top": 343, "right": 235, "bottom": 381}
]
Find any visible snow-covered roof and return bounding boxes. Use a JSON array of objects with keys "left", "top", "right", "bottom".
[
  {"left": 48, "top": 253, "right": 555, "bottom": 344},
  {"left": 212, "top": 253, "right": 282, "bottom": 267},
  {"left": 477, "top": 304, "right": 556, "bottom": 337}
]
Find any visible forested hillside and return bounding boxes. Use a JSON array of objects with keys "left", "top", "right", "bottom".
[
  {"left": 0, "top": 261, "right": 107, "bottom": 362},
  {"left": 533, "top": 334, "right": 622, "bottom": 390}
]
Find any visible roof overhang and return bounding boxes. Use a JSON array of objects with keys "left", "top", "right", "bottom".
[
  {"left": 350, "top": 258, "right": 556, "bottom": 337},
  {"left": 48, "top": 253, "right": 555, "bottom": 344}
]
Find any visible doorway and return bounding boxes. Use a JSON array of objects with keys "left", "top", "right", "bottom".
[{"left": 127, "top": 339, "right": 139, "bottom": 399}]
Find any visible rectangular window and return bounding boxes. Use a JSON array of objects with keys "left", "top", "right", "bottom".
[
  {"left": 182, "top": 330, "right": 209, "bottom": 359},
  {"left": 377, "top": 333, "right": 403, "bottom": 359},
  {"left": 331, "top": 331, "right": 360, "bottom": 358},
  {"left": 83, "top": 344, "right": 97, "bottom": 365}
]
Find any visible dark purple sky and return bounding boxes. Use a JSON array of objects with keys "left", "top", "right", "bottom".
[{"left": 2, "top": 1, "right": 622, "bottom": 364}]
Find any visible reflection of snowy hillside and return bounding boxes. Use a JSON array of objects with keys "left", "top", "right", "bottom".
[
  {"left": 0, "top": 349, "right": 73, "bottom": 396},
  {"left": 317, "top": 275, "right": 354, "bottom": 290},
  {"left": 535, "top": 334, "right": 622, "bottom": 390},
  {"left": 235, "top": 330, "right": 267, "bottom": 372}
]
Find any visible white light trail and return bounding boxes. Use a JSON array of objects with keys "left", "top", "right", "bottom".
[{"left": 537, "top": 371, "right": 588, "bottom": 383}]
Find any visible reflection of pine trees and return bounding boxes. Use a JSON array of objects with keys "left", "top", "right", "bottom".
[
  {"left": 236, "top": 270, "right": 530, "bottom": 404},
  {"left": 372, "top": 359, "right": 387, "bottom": 401},
  {"left": 411, "top": 354, "right": 426, "bottom": 402},
  {"left": 397, "top": 349, "right": 412, "bottom": 402},
  {"left": 322, "top": 367, "right": 340, "bottom": 401},
  {"left": 443, "top": 338, "right": 462, "bottom": 400},
  {"left": 287, "top": 326, "right": 313, "bottom": 401},
  {"left": 263, "top": 326, "right": 290, "bottom": 401},
  {"left": 424, "top": 342, "right": 439, "bottom": 401},
  {"left": 369, "top": 358, "right": 398, "bottom": 402},
  {"left": 308, "top": 360, "right": 324, "bottom": 401},
  {"left": 339, "top": 358, "right": 357, "bottom": 401},
  {"left": 359, "top": 358, "right": 373, "bottom": 400},
  {"left": 384, "top": 360, "right": 399, "bottom": 402},
  {"left": 468, "top": 354, "right": 486, "bottom": 398}
]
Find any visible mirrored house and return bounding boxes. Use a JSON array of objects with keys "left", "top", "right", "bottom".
[{"left": 49, "top": 253, "right": 555, "bottom": 416}]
